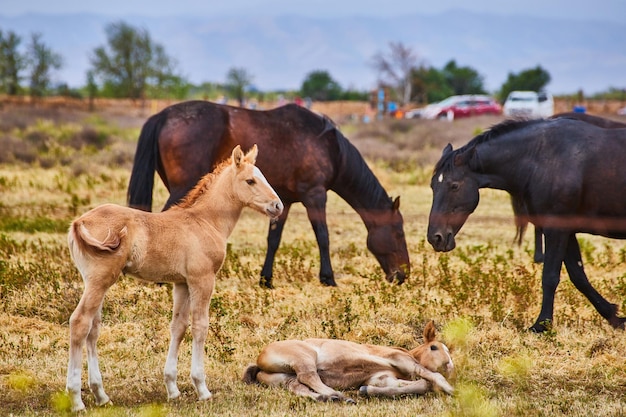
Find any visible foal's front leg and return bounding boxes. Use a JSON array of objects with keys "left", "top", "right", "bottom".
[
  {"left": 188, "top": 279, "right": 215, "bottom": 401},
  {"left": 360, "top": 374, "right": 431, "bottom": 398},
  {"left": 164, "top": 283, "right": 191, "bottom": 400}
]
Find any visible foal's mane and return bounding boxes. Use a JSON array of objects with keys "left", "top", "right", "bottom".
[
  {"left": 174, "top": 158, "right": 232, "bottom": 209},
  {"left": 433, "top": 118, "right": 544, "bottom": 173}
]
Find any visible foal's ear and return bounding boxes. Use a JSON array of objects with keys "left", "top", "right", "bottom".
[
  {"left": 232, "top": 145, "right": 244, "bottom": 167},
  {"left": 423, "top": 320, "right": 437, "bottom": 343},
  {"left": 245, "top": 144, "right": 258, "bottom": 165}
]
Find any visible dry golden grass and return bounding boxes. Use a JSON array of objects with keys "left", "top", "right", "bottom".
[{"left": 1, "top": 114, "right": 626, "bottom": 416}]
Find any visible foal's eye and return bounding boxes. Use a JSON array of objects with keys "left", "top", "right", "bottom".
[
  {"left": 246, "top": 179, "right": 256, "bottom": 185},
  {"left": 449, "top": 182, "right": 460, "bottom": 191},
  {"left": 430, "top": 345, "right": 439, "bottom": 351}
]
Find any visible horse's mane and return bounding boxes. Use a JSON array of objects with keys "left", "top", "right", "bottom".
[
  {"left": 330, "top": 120, "right": 393, "bottom": 208},
  {"left": 433, "top": 118, "right": 545, "bottom": 173},
  {"left": 174, "top": 158, "right": 232, "bottom": 209}
]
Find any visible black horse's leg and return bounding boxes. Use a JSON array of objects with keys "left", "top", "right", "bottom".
[
  {"left": 303, "top": 190, "right": 335, "bottom": 287},
  {"left": 530, "top": 230, "right": 569, "bottom": 333},
  {"left": 260, "top": 204, "right": 291, "bottom": 289},
  {"left": 563, "top": 235, "right": 626, "bottom": 330},
  {"left": 533, "top": 226, "right": 545, "bottom": 263}
]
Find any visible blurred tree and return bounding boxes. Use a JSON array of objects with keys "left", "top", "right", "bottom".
[
  {"left": 86, "top": 70, "right": 98, "bottom": 111},
  {"left": 26, "top": 32, "right": 62, "bottom": 99},
  {"left": 226, "top": 67, "right": 254, "bottom": 106},
  {"left": 370, "top": 42, "right": 419, "bottom": 106},
  {"left": 499, "top": 65, "right": 551, "bottom": 101},
  {"left": 300, "top": 70, "right": 342, "bottom": 101},
  {"left": 0, "top": 30, "right": 26, "bottom": 95},
  {"left": 410, "top": 65, "right": 454, "bottom": 104},
  {"left": 442, "top": 60, "right": 486, "bottom": 95},
  {"left": 90, "top": 21, "right": 184, "bottom": 99}
]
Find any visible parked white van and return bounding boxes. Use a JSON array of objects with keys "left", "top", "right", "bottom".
[{"left": 503, "top": 91, "right": 554, "bottom": 118}]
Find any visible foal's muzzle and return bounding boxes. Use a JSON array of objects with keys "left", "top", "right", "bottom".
[{"left": 266, "top": 200, "right": 284, "bottom": 220}]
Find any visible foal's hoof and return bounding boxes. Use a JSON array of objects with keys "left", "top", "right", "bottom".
[
  {"left": 197, "top": 387, "right": 213, "bottom": 401},
  {"left": 358, "top": 386, "right": 369, "bottom": 397}
]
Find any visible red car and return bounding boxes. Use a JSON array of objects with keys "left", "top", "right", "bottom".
[{"left": 420, "top": 95, "right": 502, "bottom": 120}]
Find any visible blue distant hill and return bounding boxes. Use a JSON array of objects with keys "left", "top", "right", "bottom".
[{"left": 0, "top": 11, "right": 624, "bottom": 94}]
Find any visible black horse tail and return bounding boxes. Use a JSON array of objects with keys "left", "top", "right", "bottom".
[
  {"left": 127, "top": 111, "right": 167, "bottom": 212},
  {"left": 511, "top": 195, "right": 528, "bottom": 246}
]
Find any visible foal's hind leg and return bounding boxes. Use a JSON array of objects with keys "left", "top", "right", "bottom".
[
  {"left": 164, "top": 283, "right": 191, "bottom": 400},
  {"left": 85, "top": 301, "right": 110, "bottom": 407},
  {"left": 256, "top": 371, "right": 351, "bottom": 402},
  {"left": 67, "top": 282, "right": 112, "bottom": 412}
]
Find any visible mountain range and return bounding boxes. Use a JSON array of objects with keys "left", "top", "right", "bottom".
[{"left": 1, "top": 11, "right": 624, "bottom": 95}]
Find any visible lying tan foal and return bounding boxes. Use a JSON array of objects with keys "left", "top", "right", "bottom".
[{"left": 243, "top": 321, "right": 453, "bottom": 402}]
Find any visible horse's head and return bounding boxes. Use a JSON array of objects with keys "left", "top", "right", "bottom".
[
  {"left": 366, "top": 196, "right": 410, "bottom": 284},
  {"left": 231, "top": 145, "right": 284, "bottom": 220},
  {"left": 427, "top": 144, "right": 480, "bottom": 252},
  {"left": 412, "top": 321, "right": 454, "bottom": 377}
]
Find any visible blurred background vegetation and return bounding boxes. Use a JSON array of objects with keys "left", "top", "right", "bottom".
[{"left": 2, "top": 21, "right": 625, "bottom": 107}]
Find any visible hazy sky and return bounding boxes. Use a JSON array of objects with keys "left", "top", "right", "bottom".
[{"left": 3, "top": 0, "right": 626, "bottom": 23}]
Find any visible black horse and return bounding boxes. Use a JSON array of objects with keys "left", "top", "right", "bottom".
[
  {"left": 512, "top": 112, "right": 626, "bottom": 263},
  {"left": 128, "top": 101, "right": 410, "bottom": 288},
  {"left": 427, "top": 117, "right": 626, "bottom": 332}
]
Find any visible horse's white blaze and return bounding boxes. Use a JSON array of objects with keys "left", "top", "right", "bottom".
[
  {"left": 442, "top": 344, "right": 454, "bottom": 373},
  {"left": 253, "top": 166, "right": 275, "bottom": 194},
  {"left": 438, "top": 173, "right": 444, "bottom": 183}
]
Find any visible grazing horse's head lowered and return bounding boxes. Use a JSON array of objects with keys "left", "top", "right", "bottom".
[
  {"left": 127, "top": 101, "right": 410, "bottom": 288},
  {"left": 66, "top": 145, "right": 282, "bottom": 411},
  {"left": 364, "top": 196, "right": 410, "bottom": 284}
]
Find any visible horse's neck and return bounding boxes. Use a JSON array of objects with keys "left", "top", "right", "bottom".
[
  {"left": 473, "top": 144, "right": 526, "bottom": 191},
  {"left": 409, "top": 345, "right": 425, "bottom": 362},
  {"left": 331, "top": 152, "right": 390, "bottom": 227},
  {"left": 176, "top": 172, "right": 243, "bottom": 238}
]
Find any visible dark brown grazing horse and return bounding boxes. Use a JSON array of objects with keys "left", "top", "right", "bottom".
[
  {"left": 128, "top": 101, "right": 410, "bottom": 288},
  {"left": 511, "top": 112, "right": 626, "bottom": 263}
]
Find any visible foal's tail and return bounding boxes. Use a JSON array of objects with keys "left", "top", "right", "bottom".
[
  {"left": 69, "top": 221, "right": 127, "bottom": 255},
  {"left": 242, "top": 364, "right": 261, "bottom": 384},
  {"left": 127, "top": 111, "right": 167, "bottom": 212}
]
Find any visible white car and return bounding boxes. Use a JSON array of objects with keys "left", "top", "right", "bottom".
[{"left": 503, "top": 91, "right": 554, "bottom": 118}]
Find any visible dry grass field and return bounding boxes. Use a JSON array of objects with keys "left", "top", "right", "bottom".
[{"left": 1, "top": 103, "right": 626, "bottom": 416}]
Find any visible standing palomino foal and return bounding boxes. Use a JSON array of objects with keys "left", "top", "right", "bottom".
[
  {"left": 243, "top": 321, "right": 454, "bottom": 402},
  {"left": 66, "top": 145, "right": 283, "bottom": 411}
]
